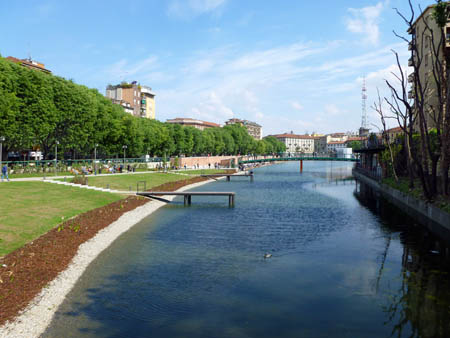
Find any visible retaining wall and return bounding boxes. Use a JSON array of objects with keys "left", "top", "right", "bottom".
[{"left": 353, "top": 170, "right": 450, "bottom": 239}]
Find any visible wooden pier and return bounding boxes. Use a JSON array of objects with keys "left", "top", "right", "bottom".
[
  {"left": 137, "top": 191, "right": 236, "bottom": 207},
  {"left": 200, "top": 173, "right": 254, "bottom": 182}
]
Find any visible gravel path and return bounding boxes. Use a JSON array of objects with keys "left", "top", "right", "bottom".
[{"left": 0, "top": 179, "right": 215, "bottom": 338}]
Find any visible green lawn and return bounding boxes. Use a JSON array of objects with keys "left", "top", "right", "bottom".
[
  {"left": 79, "top": 172, "right": 193, "bottom": 191},
  {"left": 173, "top": 169, "right": 229, "bottom": 175},
  {"left": 0, "top": 182, "right": 123, "bottom": 256},
  {"left": 8, "top": 171, "right": 74, "bottom": 178}
]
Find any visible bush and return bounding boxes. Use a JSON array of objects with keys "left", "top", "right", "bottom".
[{"left": 72, "top": 175, "right": 88, "bottom": 185}]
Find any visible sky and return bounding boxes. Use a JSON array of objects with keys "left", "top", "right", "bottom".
[{"left": 0, "top": 0, "right": 436, "bottom": 136}]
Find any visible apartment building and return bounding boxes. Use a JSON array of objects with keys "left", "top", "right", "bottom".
[
  {"left": 106, "top": 81, "right": 156, "bottom": 119},
  {"left": 312, "top": 136, "right": 325, "bottom": 154},
  {"left": 271, "top": 133, "right": 315, "bottom": 154},
  {"left": 225, "top": 118, "right": 262, "bottom": 140},
  {"left": 384, "top": 127, "right": 403, "bottom": 144},
  {"left": 408, "top": 4, "right": 449, "bottom": 128},
  {"left": 166, "top": 118, "right": 220, "bottom": 130},
  {"left": 140, "top": 86, "right": 156, "bottom": 119},
  {"left": 6, "top": 56, "right": 51, "bottom": 74}
]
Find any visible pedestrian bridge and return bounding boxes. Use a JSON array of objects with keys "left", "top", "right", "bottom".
[{"left": 239, "top": 156, "right": 359, "bottom": 164}]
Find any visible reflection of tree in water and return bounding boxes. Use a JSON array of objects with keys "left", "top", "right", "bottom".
[
  {"left": 382, "top": 232, "right": 450, "bottom": 338},
  {"left": 355, "top": 181, "right": 450, "bottom": 338}
]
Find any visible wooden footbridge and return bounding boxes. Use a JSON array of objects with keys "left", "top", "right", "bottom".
[
  {"left": 200, "top": 173, "right": 254, "bottom": 182},
  {"left": 137, "top": 191, "right": 236, "bottom": 207}
]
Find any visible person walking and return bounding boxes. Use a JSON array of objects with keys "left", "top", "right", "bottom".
[{"left": 1, "top": 164, "right": 9, "bottom": 182}]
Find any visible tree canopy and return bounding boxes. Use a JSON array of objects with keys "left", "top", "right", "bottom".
[{"left": 0, "top": 57, "right": 285, "bottom": 159}]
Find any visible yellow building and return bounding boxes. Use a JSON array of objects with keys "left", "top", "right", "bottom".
[{"left": 140, "top": 86, "right": 156, "bottom": 119}]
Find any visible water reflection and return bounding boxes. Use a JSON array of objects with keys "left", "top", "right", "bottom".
[
  {"left": 42, "top": 162, "right": 450, "bottom": 338},
  {"left": 355, "top": 182, "right": 450, "bottom": 338}
]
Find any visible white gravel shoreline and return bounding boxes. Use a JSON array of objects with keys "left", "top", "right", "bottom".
[{"left": 0, "top": 179, "right": 216, "bottom": 338}]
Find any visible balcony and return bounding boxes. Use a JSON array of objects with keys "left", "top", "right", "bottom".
[
  {"left": 408, "top": 72, "right": 415, "bottom": 83},
  {"left": 408, "top": 90, "right": 415, "bottom": 99},
  {"left": 408, "top": 57, "right": 413, "bottom": 67},
  {"left": 408, "top": 41, "right": 414, "bottom": 51},
  {"left": 407, "top": 26, "right": 415, "bottom": 35}
]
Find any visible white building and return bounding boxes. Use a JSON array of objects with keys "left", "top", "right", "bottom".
[
  {"left": 270, "top": 133, "right": 316, "bottom": 154},
  {"left": 327, "top": 141, "right": 347, "bottom": 153}
]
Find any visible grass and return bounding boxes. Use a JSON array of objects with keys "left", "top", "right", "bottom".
[
  {"left": 174, "top": 169, "right": 229, "bottom": 175},
  {"left": 79, "top": 170, "right": 229, "bottom": 191},
  {"left": 74, "top": 172, "right": 194, "bottom": 191},
  {"left": 383, "top": 177, "right": 450, "bottom": 213},
  {"left": 0, "top": 182, "right": 123, "bottom": 256},
  {"left": 8, "top": 171, "right": 74, "bottom": 178}
]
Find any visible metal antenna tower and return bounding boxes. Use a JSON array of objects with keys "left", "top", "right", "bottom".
[{"left": 361, "top": 76, "right": 368, "bottom": 129}]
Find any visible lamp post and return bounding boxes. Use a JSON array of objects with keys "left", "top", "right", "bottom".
[
  {"left": 122, "top": 145, "right": 127, "bottom": 165},
  {"left": 94, "top": 143, "right": 98, "bottom": 175},
  {"left": 0, "top": 136, "right": 5, "bottom": 173},
  {"left": 55, "top": 140, "right": 59, "bottom": 176}
]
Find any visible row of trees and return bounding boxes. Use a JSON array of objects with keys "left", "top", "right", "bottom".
[
  {"left": 0, "top": 56, "right": 285, "bottom": 160},
  {"left": 376, "top": 0, "right": 450, "bottom": 199}
]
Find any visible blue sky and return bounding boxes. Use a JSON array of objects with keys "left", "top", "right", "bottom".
[{"left": 0, "top": 0, "right": 435, "bottom": 135}]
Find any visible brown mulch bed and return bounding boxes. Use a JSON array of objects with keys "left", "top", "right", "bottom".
[{"left": 0, "top": 175, "right": 214, "bottom": 326}]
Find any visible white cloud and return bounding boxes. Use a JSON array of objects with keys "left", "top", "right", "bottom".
[
  {"left": 168, "top": 0, "right": 227, "bottom": 19},
  {"left": 291, "top": 101, "right": 303, "bottom": 111},
  {"left": 190, "top": 91, "right": 234, "bottom": 121},
  {"left": 104, "top": 56, "right": 159, "bottom": 82},
  {"left": 324, "top": 104, "right": 341, "bottom": 116},
  {"left": 95, "top": 37, "right": 409, "bottom": 135},
  {"left": 346, "top": 2, "right": 385, "bottom": 45}
]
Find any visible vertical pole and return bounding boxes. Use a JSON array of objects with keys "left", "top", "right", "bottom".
[
  {"left": 0, "top": 139, "right": 2, "bottom": 174},
  {"left": 55, "top": 141, "right": 58, "bottom": 176},
  {"left": 94, "top": 145, "right": 97, "bottom": 175},
  {"left": 184, "top": 195, "right": 187, "bottom": 206},
  {"left": 227, "top": 176, "right": 230, "bottom": 182},
  {"left": 188, "top": 195, "right": 192, "bottom": 205},
  {"left": 300, "top": 160, "right": 303, "bottom": 173}
]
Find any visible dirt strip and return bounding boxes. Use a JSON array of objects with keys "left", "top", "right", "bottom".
[{"left": 0, "top": 175, "right": 210, "bottom": 326}]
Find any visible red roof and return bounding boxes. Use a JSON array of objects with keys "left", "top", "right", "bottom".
[
  {"left": 166, "top": 118, "right": 220, "bottom": 128},
  {"left": 346, "top": 136, "right": 366, "bottom": 141},
  {"left": 386, "top": 126, "right": 403, "bottom": 133},
  {"left": 6, "top": 56, "right": 51, "bottom": 73},
  {"left": 270, "top": 133, "right": 315, "bottom": 139}
]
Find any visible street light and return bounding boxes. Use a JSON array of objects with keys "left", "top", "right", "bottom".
[
  {"left": 0, "top": 136, "right": 5, "bottom": 174},
  {"left": 55, "top": 140, "right": 59, "bottom": 176},
  {"left": 94, "top": 143, "right": 99, "bottom": 175},
  {"left": 122, "top": 145, "right": 127, "bottom": 165}
]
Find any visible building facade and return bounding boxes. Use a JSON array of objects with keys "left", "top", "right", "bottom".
[
  {"left": 166, "top": 118, "right": 220, "bottom": 130},
  {"left": 140, "top": 86, "right": 156, "bottom": 119},
  {"left": 225, "top": 118, "right": 262, "bottom": 140},
  {"left": 105, "top": 81, "right": 156, "bottom": 119},
  {"left": 270, "top": 133, "right": 315, "bottom": 154},
  {"left": 408, "top": 5, "right": 449, "bottom": 128},
  {"left": 6, "top": 56, "right": 51, "bottom": 74},
  {"left": 384, "top": 127, "right": 403, "bottom": 144}
]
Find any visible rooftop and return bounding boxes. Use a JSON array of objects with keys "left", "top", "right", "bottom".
[
  {"left": 166, "top": 118, "right": 220, "bottom": 128},
  {"left": 270, "top": 133, "right": 316, "bottom": 139},
  {"left": 6, "top": 56, "right": 51, "bottom": 73}
]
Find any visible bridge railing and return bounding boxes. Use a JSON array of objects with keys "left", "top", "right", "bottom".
[{"left": 239, "top": 156, "right": 359, "bottom": 164}]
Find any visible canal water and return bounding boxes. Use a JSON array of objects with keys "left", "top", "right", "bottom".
[{"left": 43, "top": 162, "right": 450, "bottom": 338}]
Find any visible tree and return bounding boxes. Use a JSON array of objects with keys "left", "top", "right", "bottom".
[{"left": 382, "top": 0, "right": 449, "bottom": 200}]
